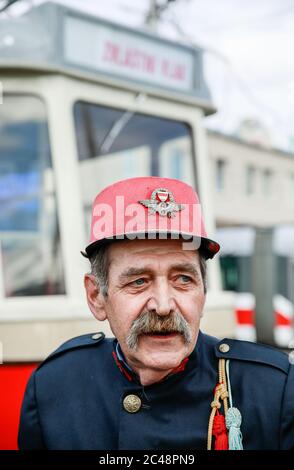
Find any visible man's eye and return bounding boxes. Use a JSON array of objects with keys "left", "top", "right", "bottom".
[
  {"left": 178, "top": 275, "right": 192, "bottom": 283},
  {"left": 133, "top": 278, "right": 146, "bottom": 286}
]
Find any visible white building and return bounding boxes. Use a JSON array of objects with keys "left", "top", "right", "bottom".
[{"left": 208, "top": 130, "right": 294, "bottom": 228}]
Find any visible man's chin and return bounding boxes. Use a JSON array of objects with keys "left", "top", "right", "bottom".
[{"left": 135, "top": 333, "right": 189, "bottom": 366}]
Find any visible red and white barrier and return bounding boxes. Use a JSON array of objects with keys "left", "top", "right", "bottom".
[
  {"left": 235, "top": 293, "right": 256, "bottom": 342},
  {"left": 274, "top": 295, "right": 294, "bottom": 347},
  {"left": 234, "top": 293, "right": 294, "bottom": 347}
]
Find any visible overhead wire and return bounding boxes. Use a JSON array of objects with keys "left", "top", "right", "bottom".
[{"left": 164, "top": 8, "right": 291, "bottom": 135}]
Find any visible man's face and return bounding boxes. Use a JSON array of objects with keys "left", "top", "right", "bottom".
[{"left": 87, "top": 238, "right": 206, "bottom": 373}]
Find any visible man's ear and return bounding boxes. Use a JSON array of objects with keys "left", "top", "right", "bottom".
[{"left": 84, "top": 274, "right": 107, "bottom": 321}]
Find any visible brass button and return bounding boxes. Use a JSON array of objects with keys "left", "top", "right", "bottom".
[
  {"left": 92, "top": 333, "right": 102, "bottom": 340},
  {"left": 123, "top": 394, "right": 142, "bottom": 413},
  {"left": 219, "top": 343, "right": 230, "bottom": 353}
]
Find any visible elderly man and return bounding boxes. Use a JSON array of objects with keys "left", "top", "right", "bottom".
[{"left": 18, "top": 177, "right": 294, "bottom": 450}]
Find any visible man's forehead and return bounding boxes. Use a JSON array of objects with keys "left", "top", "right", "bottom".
[
  {"left": 108, "top": 239, "right": 200, "bottom": 274},
  {"left": 108, "top": 239, "right": 200, "bottom": 261}
]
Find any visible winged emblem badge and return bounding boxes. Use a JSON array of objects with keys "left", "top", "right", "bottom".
[{"left": 139, "top": 188, "right": 184, "bottom": 218}]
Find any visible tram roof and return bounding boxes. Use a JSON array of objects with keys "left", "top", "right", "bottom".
[{"left": 0, "top": 1, "right": 215, "bottom": 114}]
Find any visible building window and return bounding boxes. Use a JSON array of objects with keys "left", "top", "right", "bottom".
[
  {"left": 289, "top": 174, "right": 294, "bottom": 200},
  {"left": 246, "top": 165, "right": 255, "bottom": 195},
  {"left": 216, "top": 159, "right": 226, "bottom": 192},
  {"left": 262, "top": 169, "right": 272, "bottom": 196}
]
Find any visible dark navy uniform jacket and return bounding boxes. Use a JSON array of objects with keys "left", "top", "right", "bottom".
[{"left": 18, "top": 331, "right": 294, "bottom": 450}]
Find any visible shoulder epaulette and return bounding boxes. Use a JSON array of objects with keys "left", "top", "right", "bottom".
[
  {"left": 214, "top": 338, "right": 289, "bottom": 374},
  {"left": 37, "top": 332, "right": 105, "bottom": 370}
]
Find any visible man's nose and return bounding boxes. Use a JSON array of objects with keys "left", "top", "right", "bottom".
[{"left": 146, "top": 278, "right": 176, "bottom": 316}]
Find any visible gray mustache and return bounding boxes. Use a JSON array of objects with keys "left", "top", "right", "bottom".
[{"left": 126, "top": 310, "right": 192, "bottom": 350}]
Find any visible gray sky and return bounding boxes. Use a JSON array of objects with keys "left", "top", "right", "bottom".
[{"left": 6, "top": 0, "right": 294, "bottom": 151}]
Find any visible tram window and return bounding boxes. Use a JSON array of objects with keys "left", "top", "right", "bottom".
[
  {"left": 220, "top": 256, "right": 238, "bottom": 291},
  {"left": 74, "top": 101, "right": 195, "bottom": 230},
  {"left": 220, "top": 255, "right": 252, "bottom": 292},
  {"left": 0, "top": 95, "right": 65, "bottom": 297}
]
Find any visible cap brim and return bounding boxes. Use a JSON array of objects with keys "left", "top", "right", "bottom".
[{"left": 82, "top": 232, "right": 220, "bottom": 260}]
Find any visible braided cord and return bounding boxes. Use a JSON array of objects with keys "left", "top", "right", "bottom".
[{"left": 207, "top": 359, "right": 229, "bottom": 450}]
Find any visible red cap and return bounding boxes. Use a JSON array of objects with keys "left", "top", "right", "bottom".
[{"left": 82, "top": 177, "right": 220, "bottom": 259}]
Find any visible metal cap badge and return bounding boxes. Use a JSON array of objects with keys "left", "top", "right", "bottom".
[{"left": 139, "top": 187, "right": 184, "bottom": 218}]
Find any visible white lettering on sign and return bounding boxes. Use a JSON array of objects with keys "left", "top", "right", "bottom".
[{"left": 64, "top": 16, "right": 195, "bottom": 92}]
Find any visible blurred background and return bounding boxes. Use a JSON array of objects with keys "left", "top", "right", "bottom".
[{"left": 0, "top": 0, "right": 294, "bottom": 449}]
